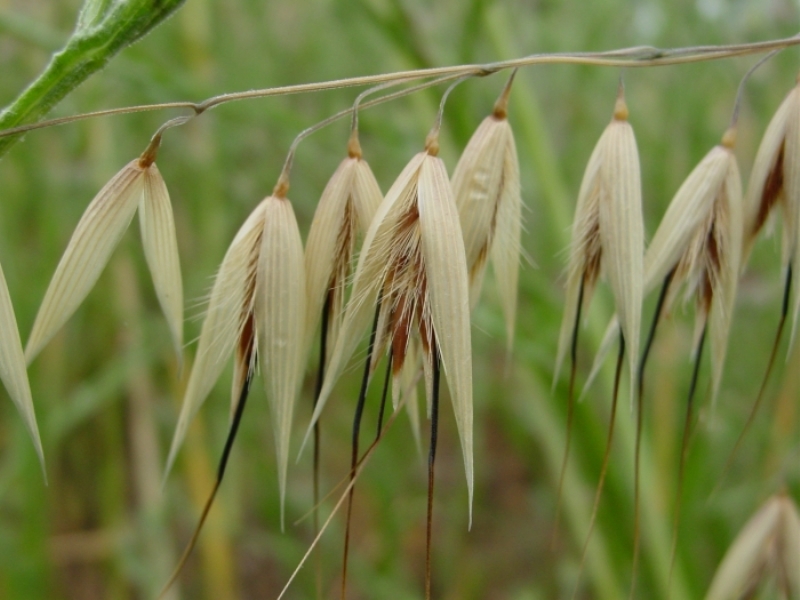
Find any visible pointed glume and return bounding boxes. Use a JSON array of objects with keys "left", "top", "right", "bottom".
[
  {"left": 669, "top": 325, "right": 707, "bottom": 593},
  {"left": 572, "top": 332, "right": 625, "bottom": 600},
  {"left": 425, "top": 342, "right": 442, "bottom": 600},
  {"left": 713, "top": 264, "right": 792, "bottom": 497},
  {"left": 552, "top": 277, "right": 586, "bottom": 548},
  {"left": 158, "top": 370, "right": 253, "bottom": 600},
  {"left": 631, "top": 268, "right": 675, "bottom": 599},
  {"left": 342, "top": 300, "right": 382, "bottom": 600}
]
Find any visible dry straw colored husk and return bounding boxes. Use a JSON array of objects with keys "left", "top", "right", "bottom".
[
  {"left": 0, "top": 262, "right": 44, "bottom": 476},
  {"left": 554, "top": 90, "right": 644, "bottom": 406},
  {"left": 706, "top": 492, "right": 800, "bottom": 599},
  {"left": 742, "top": 77, "right": 800, "bottom": 352},
  {"left": 584, "top": 129, "right": 743, "bottom": 405},
  {"left": 451, "top": 80, "right": 523, "bottom": 351},
  {"left": 25, "top": 156, "right": 183, "bottom": 365},
  {"left": 165, "top": 193, "right": 305, "bottom": 524},
  {"left": 302, "top": 142, "right": 475, "bottom": 522},
  {"left": 303, "top": 135, "right": 382, "bottom": 360}
]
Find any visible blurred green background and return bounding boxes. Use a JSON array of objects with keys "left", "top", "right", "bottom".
[{"left": 1, "top": 0, "right": 799, "bottom": 598}]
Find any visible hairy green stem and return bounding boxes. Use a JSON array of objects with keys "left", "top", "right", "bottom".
[{"left": 0, "top": 0, "right": 186, "bottom": 158}]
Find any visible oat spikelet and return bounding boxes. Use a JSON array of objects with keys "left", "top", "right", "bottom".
[
  {"left": 256, "top": 196, "right": 306, "bottom": 522},
  {"left": 165, "top": 193, "right": 305, "bottom": 523},
  {"left": 303, "top": 144, "right": 474, "bottom": 519},
  {"left": 0, "top": 262, "right": 45, "bottom": 477},
  {"left": 554, "top": 89, "right": 643, "bottom": 404},
  {"left": 26, "top": 149, "right": 184, "bottom": 365},
  {"left": 26, "top": 161, "right": 144, "bottom": 362},
  {"left": 165, "top": 201, "right": 266, "bottom": 479},
  {"left": 139, "top": 164, "right": 184, "bottom": 366},
  {"left": 585, "top": 129, "right": 742, "bottom": 404},
  {"left": 304, "top": 134, "right": 381, "bottom": 359},
  {"left": 452, "top": 77, "right": 523, "bottom": 350},
  {"left": 706, "top": 493, "right": 800, "bottom": 599},
  {"left": 743, "top": 78, "right": 800, "bottom": 351}
]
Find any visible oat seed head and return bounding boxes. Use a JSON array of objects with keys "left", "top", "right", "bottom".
[
  {"left": 452, "top": 78, "right": 523, "bottom": 351},
  {"left": 743, "top": 80, "right": 800, "bottom": 353},
  {"left": 304, "top": 148, "right": 381, "bottom": 360},
  {"left": 25, "top": 161, "right": 146, "bottom": 363},
  {"left": 301, "top": 152, "right": 427, "bottom": 450},
  {"left": 0, "top": 261, "right": 45, "bottom": 478},
  {"left": 583, "top": 138, "right": 742, "bottom": 405},
  {"left": 418, "top": 153, "right": 474, "bottom": 522},
  {"left": 706, "top": 493, "right": 800, "bottom": 599},
  {"left": 555, "top": 90, "right": 644, "bottom": 406},
  {"left": 597, "top": 94, "right": 643, "bottom": 407},
  {"left": 256, "top": 195, "right": 307, "bottom": 527},
  {"left": 164, "top": 201, "right": 266, "bottom": 481},
  {"left": 300, "top": 147, "right": 474, "bottom": 521},
  {"left": 139, "top": 163, "right": 184, "bottom": 368}
]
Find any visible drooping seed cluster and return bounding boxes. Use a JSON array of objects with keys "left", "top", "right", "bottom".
[{"left": 2, "top": 66, "right": 800, "bottom": 596}]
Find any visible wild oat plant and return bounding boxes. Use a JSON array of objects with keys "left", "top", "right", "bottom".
[{"left": 2, "top": 2, "right": 800, "bottom": 599}]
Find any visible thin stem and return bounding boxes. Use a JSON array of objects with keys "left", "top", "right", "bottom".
[
  {"left": 668, "top": 324, "right": 708, "bottom": 594},
  {"left": 572, "top": 332, "right": 625, "bottom": 600},
  {"left": 341, "top": 300, "right": 382, "bottom": 600},
  {"left": 729, "top": 49, "right": 781, "bottom": 129},
  {"left": 138, "top": 115, "right": 195, "bottom": 167},
  {"left": 712, "top": 265, "right": 792, "bottom": 498},
  {"left": 158, "top": 371, "right": 253, "bottom": 600},
  {"left": 631, "top": 269, "right": 675, "bottom": 599},
  {"left": 312, "top": 294, "right": 331, "bottom": 600},
  {"left": 349, "top": 78, "right": 414, "bottom": 137},
  {"left": 274, "top": 73, "right": 466, "bottom": 194},
  {"left": 426, "top": 342, "right": 442, "bottom": 600},
  {"left": 5, "top": 36, "right": 800, "bottom": 140},
  {"left": 552, "top": 277, "right": 585, "bottom": 548},
  {"left": 426, "top": 75, "right": 471, "bottom": 152},
  {"left": 376, "top": 349, "right": 394, "bottom": 440}
]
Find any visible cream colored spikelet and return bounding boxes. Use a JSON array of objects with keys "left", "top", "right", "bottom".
[
  {"left": 304, "top": 133, "right": 381, "bottom": 359},
  {"left": 706, "top": 493, "right": 800, "bottom": 599},
  {"left": 554, "top": 88, "right": 644, "bottom": 406},
  {"left": 301, "top": 133, "right": 474, "bottom": 522},
  {"left": 0, "top": 261, "right": 45, "bottom": 477},
  {"left": 25, "top": 141, "right": 183, "bottom": 366},
  {"left": 451, "top": 76, "right": 523, "bottom": 350},
  {"left": 256, "top": 193, "right": 307, "bottom": 522},
  {"left": 139, "top": 163, "right": 184, "bottom": 364},
  {"left": 165, "top": 184, "right": 305, "bottom": 525},
  {"left": 165, "top": 200, "right": 266, "bottom": 480},
  {"left": 742, "top": 77, "right": 800, "bottom": 351},
  {"left": 584, "top": 128, "right": 742, "bottom": 405}
]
